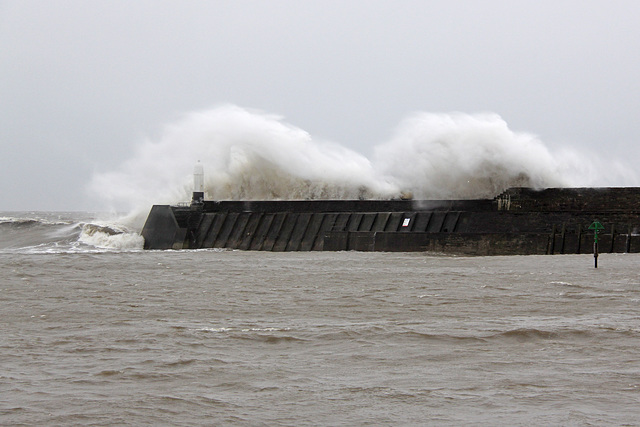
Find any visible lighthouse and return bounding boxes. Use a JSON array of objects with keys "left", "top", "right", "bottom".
[{"left": 192, "top": 161, "right": 204, "bottom": 205}]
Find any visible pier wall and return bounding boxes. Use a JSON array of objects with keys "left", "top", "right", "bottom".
[{"left": 141, "top": 187, "right": 640, "bottom": 255}]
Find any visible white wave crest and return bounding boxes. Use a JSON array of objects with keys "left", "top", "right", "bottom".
[{"left": 79, "top": 223, "right": 144, "bottom": 250}]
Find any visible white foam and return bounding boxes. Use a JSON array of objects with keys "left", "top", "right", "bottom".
[
  {"left": 79, "top": 222, "right": 144, "bottom": 250},
  {"left": 88, "top": 105, "right": 401, "bottom": 229},
  {"left": 88, "top": 105, "right": 639, "bottom": 224}
]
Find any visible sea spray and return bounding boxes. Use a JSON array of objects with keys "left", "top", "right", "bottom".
[
  {"left": 373, "top": 112, "right": 568, "bottom": 199},
  {"left": 89, "top": 105, "right": 399, "bottom": 230},
  {"left": 88, "top": 105, "right": 637, "bottom": 231}
]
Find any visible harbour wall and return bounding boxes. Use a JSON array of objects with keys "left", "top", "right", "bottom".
[{"left": 141, "top": 187, "right": 640, "bottom": 255}]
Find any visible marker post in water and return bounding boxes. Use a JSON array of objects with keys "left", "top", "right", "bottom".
[{"left": 588, "top": 221, "right": 604, "bottom": 268}]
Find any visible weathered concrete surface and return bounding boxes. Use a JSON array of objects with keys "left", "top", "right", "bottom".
[
  {"left": 141, "top": 205, "right": 184, "bottom": 250},
  {"left": 141, "top": 187, "right": 640, "bottom": 255}
]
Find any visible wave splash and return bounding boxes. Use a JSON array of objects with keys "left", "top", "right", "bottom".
[
  {"left": 88, "top": 105, "right": 637, "bottom": 230},
  {"left": 89, "top": 106, "right": 398, "bottom": 229},
  {"left": 375, "top": 112, "right": 568, "bottom": 199},
  {"left": 0, "top": 215, "right": 143, "bottom": 253},
  {"left": 78, "top": 223, "right": 144, "bottom": 250}
]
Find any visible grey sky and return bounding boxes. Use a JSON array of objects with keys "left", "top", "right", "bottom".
[{"left": 1, "top": 0, "right": 639, "bottom": 211}]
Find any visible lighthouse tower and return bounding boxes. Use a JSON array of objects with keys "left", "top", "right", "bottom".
[{"left": 192, "top": 161, "right": 204, "bottom": 205}]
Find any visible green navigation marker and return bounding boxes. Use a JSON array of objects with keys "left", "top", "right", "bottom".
[
  {"left": 588, "top": 221, "right": 604, "bottom": 268},
  {"left": 588, "top": 221, "right": 604, "bottom": 243}
]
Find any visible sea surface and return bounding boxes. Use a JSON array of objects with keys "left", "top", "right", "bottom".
[{"left": 1, "top": 212, "right": 640, "bottom": 426}]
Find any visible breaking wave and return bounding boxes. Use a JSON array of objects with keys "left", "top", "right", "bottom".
[
  {"left": 88, "top": 105, "right": 638, "bottom": 229},
  {"left": 0, "top": 214, "right": 143, "bottom": 253},
  {"left": 78, "top": 223, "right": 144, "bottom": 250}
]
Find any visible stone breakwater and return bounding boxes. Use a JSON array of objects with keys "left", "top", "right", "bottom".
[{"left": 141, "top": 187, "right": 640, "bottom": 255}]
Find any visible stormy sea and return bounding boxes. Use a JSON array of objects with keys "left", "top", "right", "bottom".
[
  {"left": 1, "top": 211, "right": 640, "bottom": 426},
  {"left": 3, "top": 106, "right": 640, "bottom": 425}
]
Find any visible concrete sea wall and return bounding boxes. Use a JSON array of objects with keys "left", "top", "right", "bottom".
[{"left": 141, "top": 187, "right": 640, "bottom": 255}]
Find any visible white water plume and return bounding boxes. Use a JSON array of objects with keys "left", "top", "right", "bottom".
[
  {"left": 89, "top": 105, "right": 399, "bottom": 228},
  {"left": 375, "top": 112, "right": 568, "bottom": 199},
  {"left": 88, "top": 105, "right": 636, "bottom": 230}
]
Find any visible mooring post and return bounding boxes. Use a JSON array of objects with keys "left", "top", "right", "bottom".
[{"left": 589, "top": 221, "right": 604, "bottom": 268}]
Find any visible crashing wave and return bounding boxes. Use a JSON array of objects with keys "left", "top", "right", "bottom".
[
  {"left": 79, "top": 223, "right": 144, "bottom": 250},
  {"left": 0, "top": 213, "right": 144, "bottom": 253},
  {"left": 88, "top": 105, "right": 639, "bottom": 221}
]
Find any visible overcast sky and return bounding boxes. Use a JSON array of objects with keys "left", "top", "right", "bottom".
[{"left": 1, "top": 0, "right": 639, "bottom": 211}]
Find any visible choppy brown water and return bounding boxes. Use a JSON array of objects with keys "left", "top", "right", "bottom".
[{"left": 2, "top": 249, "right": 640, "bottom": 426}]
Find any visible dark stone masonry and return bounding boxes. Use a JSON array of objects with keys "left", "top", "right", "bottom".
[{"left": 141, "top": 187, "right": 640, "bottom": 255}]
